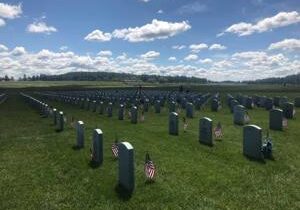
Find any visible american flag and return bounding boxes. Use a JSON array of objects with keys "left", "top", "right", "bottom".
[
  {"left": 282, "top": 117, "right": 288, "bottom": 128},
  {"left": 214, "top": 122, "right": 223, "bottom": 139},
  {"left": 293, "top": 109, "right": 296, "bottom": 117},
  {"left": 144, "top": 153, "right": 155, "bottom": 180},
  {"left": 111, "top": 141, "right": 118, "bottom": 158}
]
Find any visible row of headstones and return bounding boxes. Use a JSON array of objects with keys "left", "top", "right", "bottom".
[
  {"left": 36, "top": 92, "right": 215, "bottom": 121},
  {"left": 74, "top": 121, "right": 135, "bottom": 194},
  {"left": 169, "top": 114, "right": 272, "bottom": 161},
  {"left": 21, "top": 93, "right": 65, "bottom": 132},
  {"left": 0, "top": 93, "right": 7, "bottom": 104},
  {"left": 37, "top": 89, "right": 213, "bottom": 112}
]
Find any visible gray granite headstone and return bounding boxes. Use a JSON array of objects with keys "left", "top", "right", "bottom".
[
  {"left": 76, "top": 121, "right": 84, "bottom": 148},
  {"left": 131, "top": 106, "right": 138, "bottom": 124},
  {"left": 154, "top": 100, "right": 161, "bottom": 113},
  {"left": 169, "top": 101, "right": 176, "bottom": 113},
  {"left": 273, "top": 96, "right": 280, "bottom": 107},
  {"left": 53, "top": 108, "right": 57, "bottom": 125},
  {"left": 279, "top": 97, "right": 288, "bottom": 108},
  {"left": 265, "top": 98, "right": 274, "bottom": 110},
  {"left": 211, "top": 99, "right": 220, "bottom": 112},
  {"left": 92, "top": 129, "right": 103, "bottom": 165},
  {"left": 269, "top": 108, "right": 283, "bottom": 131},
  {"left": 186, "top": 102, "right": 194, "bottom": 118},
  {"left": 234, "top": 105, "right": 247, "bottom": 125},
  {"left": 243, "top": 125, "right": 263, "bottom": 160},
  {"left": 99, "top": 101, "right": 104, "bottom": 115},
  {"left": 295, "top": 97, "right": 300, "bottom": 107},
  {"left": 56, "top": 111, "right": 64, "bottom": 131},
  {"left": 118, "top": 142, "right": 134, "bottom": 193},
  {"left": 199, "top": 117, "right": 213, "bottom": 146},
  {"left": 283, "top": 102, "right": 294, "bottom": 119},
  {"left": 230, "top": 100, "right": 239, "bottom": 113},
  {"left": 118, "top": 104, "right": 124, "bottom": 120},
  {"left": 107, "top": 102, "right": 113, "bottom": 117},
  {"left": 92, "top": 100, "right": 97, "bottom": 112},
  {"left": 169, "top": 112, "right": 179, "bottom": 135}
]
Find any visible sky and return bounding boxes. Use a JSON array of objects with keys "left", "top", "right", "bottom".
[{"left": 0, "top": 0, "right": 300, "bottom": 81}]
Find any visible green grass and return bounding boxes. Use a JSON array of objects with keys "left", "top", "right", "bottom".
[{"left": 0, "top": 88, "right": 300, "bottom": 209}]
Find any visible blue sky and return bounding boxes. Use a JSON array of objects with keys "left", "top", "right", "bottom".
[{"left": 0, "top": 0, "right": 300, "bottom": 81}]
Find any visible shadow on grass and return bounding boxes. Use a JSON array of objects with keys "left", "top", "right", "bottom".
[
  {"left": 89, "top": 160, "right": 102, "bottom": 169},
  {"left": 145, "top": 179, "right": 155, "bottom": 185},
  {"left": 114, "top": 184, "right": 133, "bottom": 201},
  {"left": 244, "top": 155, "right": 266, "bottom": 164},
  {"left": 72, "top": 145, "right": 83, "bottom": 150}
]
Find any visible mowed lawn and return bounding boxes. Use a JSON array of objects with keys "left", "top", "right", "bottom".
[{"left": 0, "top": 90, "right": 299, "bottom": 209}]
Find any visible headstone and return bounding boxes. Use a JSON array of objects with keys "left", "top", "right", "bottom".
[
  {"left": 279, "top": 97, "right": 288, "bottom": 108},
  {"left": 233, "top": 105, "right": 247, "bottom": 125},
  {"left": 56, "top": 111, "right": 64, "bottom": 131},
  {"left": 295, "top": 97, "right": 300, "bottom": 107},
  {"left": 99, "top": 101, "right": 104, "bottom": 114},
  {"left": 245, "top": 97, "right": 254, "bottom": 109},
  {"left": 169, "top": 101, "right": 176, "bottom": 113},
  {"left": 76, "top": 121, "right": 84, "bottom": 148},
  {"left": 199, "top": 117, "right": 213, "bottom": 146},
  {"left": 107, "top": 102, "right": 113, "bottom": 117},
  {"left": 169, "top": 112, "right": 179, "bottom": 135},
  {"left": 154, "top": 100, "right": 161, "bottom": 113},
  {"left": 85, "top": 99, "right": 90, "bottom": 110},
  {"left": 118, "top": 142, "right": 135, "bottom": 193},
  {"left": 283, "top": 102, "right": 294, "bottom": 119},
  {"left": 265, "top": 98, "right": 274, "bottom": 110},
  {"left": 269, "top": 108, "right": 283, "bottom": 131},
  {"left": 243, "top": 125, "right": 264, "bottom": 160},
  {"left": 53, "top": 108, "right": 57, "bottom": 125},
  {"left": 91, "top": 129, "right": 103, "bottom": 165},
  {"left": 92, "top": 100, "right": 97, "bottom": 112},
  {"left": 211, "top": 99, "right": 220, "bottom": 112},
  {"left": 131, "top": 106, "right": 138, "bottom": 124},
  {"left": 118, "top": 104, "right": 125, "bottom": 120},
  {"left": 230, "top": 100, "right": 239, "bottom": 113},
  {"left": 186, "top": 102, "right": 194, "bottom": 118},
  {"left": 273, "top": 96, "right": 280, "bottom": 107}
]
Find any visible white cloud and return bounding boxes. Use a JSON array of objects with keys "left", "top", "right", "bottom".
[
  {"left": 10, "top": 46, "right": 26, "bottom": 56},
  {"left": 112, "top": 19, "right": 191, "bottom": 42},
  {"left": 0, "top": 18, "right": 5, "bottom": 27},
  {"left": 27, "top": 22, "right": 57, "bottom": 34},
  {"left": 221, "top": 11, "right": 300, "bottom": 36},
  {"left": 178, "top": 2, "right": 207, "bottom": 14},
  {"left": 0, "top": 44, "right": 8, "bottom": 52},
  {"left": 168, "top": 56, "right": 177, "bottom": 61},
  {"left": 184, "top": 54, "right": 198, "bottom": 61},
  {"left": 98, "top": 50, "right": 112, "bottom": 57},
  {"left": 1, "top": 45, "right": 299, "bottom": 82},
  {"left": 84, "top": 29, "right": 112, "bottom": 42},
  {"left": 172, "top": 45, "right": 186, "bottom": 50},
  {"left": 189, "top": 43, "right": 208, "bottom": 53},
  {"left": 140, "top": 0, "right": 150, "bottom": 2},
  {"left": 209, "top": 44, "right": 226, "bottom": 50},
  {"left": 0, "top": 2, "right": 22, "bottom": 19},
  {"left": 268, "top": 38, "right": 300, "bottom": 51},
  {"left": 157, "top": 10, "right": 164, "bottom": 14},
  {"left": 140, "top": 51, "right": 160, "bottom": 60},
  {"left": 198, "top": 58, "right": 212, "bottom": 64},
  {"left": 60, "top": 46, "right": 68, "bottom": 51}
]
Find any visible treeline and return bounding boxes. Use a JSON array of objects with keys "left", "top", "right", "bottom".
[
  {"left": 246, "top": 73, "right": 300, "bottom": 85},
  {"left": 33, "top": 72, "right": 208, "bottom": 84}
]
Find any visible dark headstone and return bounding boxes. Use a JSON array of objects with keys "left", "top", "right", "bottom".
[
  {"left": 119, "top": 104, "right": 124, "bottom": 120},
  {"left": 131, "top": 106, "right": 138, "bottom": 124},
  {"left": 269, "top": 108, "right": 283, "bottom": 131},
  {"left": 199, "top": 117, "right": 213, "bottom": 146},
  {"left": 233, "top": 105, "right": 247, "bottom": 125},
  {"left": 76, "top": 121, "right": 84, "bottom": 148},
  {"left": 243, "top": 125, "right": 263, "bottom": 160},
  {"left": 186, "top": 102, "right": 194, "bottom": 118},
  {"left": 91, "top": 129, "right": 103, "bottom": 165},
  {"left": 118, "top": 142, "right": 135, "bottom": 193},
  {"left": 169, "top": 112, "right": 179, "bottom": 135},
  {"left": 283, "top": 102, "right": 295, "bottom": 119}
]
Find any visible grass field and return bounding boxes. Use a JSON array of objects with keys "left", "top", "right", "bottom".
[{"left": 0, "top": 85, "right": 300, "bottom": 209}]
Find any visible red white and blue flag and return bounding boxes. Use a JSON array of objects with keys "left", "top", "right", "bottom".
[
  {"left": 111, "top": 141, "right": 118, "bottom": 158},
  {"left": 144, "top": 153, "right": 156, "bottom": 180},
  {"left": 282, "top": 117, "right": 288, "bottom": 128},
  {"left": 214, "top": 122, "right": 223, "bottom": 139}
]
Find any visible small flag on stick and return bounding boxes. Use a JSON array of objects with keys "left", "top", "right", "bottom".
[
  {"left": 111, "top": 136, "right": 119, "bottom": 158},
  {"left": 214, "top": 122, "right": 223, "bottom": 139},
  {"left": 144, "top": 152, "right": 156, "bottom": 180},
  {"left": 282, "top": 117, "right": 288, "bottom": 128}
]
